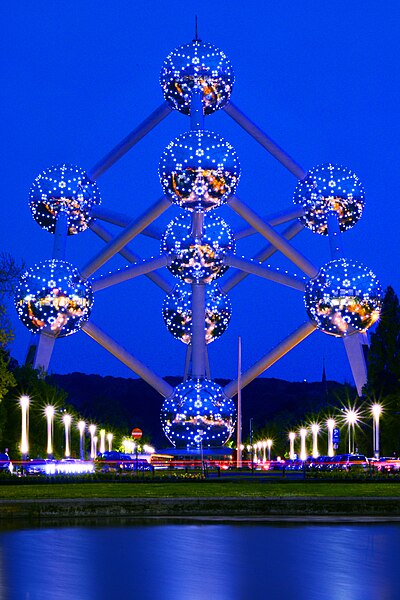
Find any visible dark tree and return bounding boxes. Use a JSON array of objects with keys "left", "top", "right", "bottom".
[{"left": 365, "top": 286, "right": 400, "bottom": 398}]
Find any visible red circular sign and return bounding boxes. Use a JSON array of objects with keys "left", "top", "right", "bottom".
[{"left": 131, "top": 428, "right": 143, "bottom": 440}]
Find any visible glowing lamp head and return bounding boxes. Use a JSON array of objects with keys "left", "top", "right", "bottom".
[
  {"left": 78, "top": 421, "right": 86, "bottom": 434},
  {"left": 29, "top": 164, "right": 101, "bottom": 235},
  {"left": 305, "top": 258, "right": 382, "bottom": 337},
  {"left": 88, "top": 424, "right": 96, "bottom": 436},
  {"left": 161, "top": 378, "right": 236, "bottom": 448},
  {"left": 106, "top": 432, "right": 113, "bottom": 441},
  {"left": 63, "top": 414, "right": 72, "bottom": 426},
  {"left": 299, "top": 428, "right": 307, "bottom": 438},
  {"left": 163, "top": 282, "right": 231, "bottom": 345},
  {"left": 160, "top": 40, "right": 234, "bottom": 115},
  {"left": 293, "top": 163, "right": 364, "bottom": 235},
  {"left": 159, "top": 130, "right": 240, "bottom": 211},
  {"left": 15, "top": 259, "right": 94, "bottom": 337},
  {"left": 311, "top": 423, "right": 320, "bottom": 435},
  {"left": 45, "top": 405, "right": 55, "bottom": 418},
  {"left": 344, "top": 409, "right": 359, "bottom": 425},
  {"left": 161, "top": 212, "right": 235, "bottom": 283},
  {"left": 326, "top": 418, "right": 336, "bottom": 430},
  {"left": 371, "top": 403, "right": 383, "bottom": 418},
  {"left": 289, "top": 432, "right": 296, "bottom": 441},
  {"left": 266, "top": 439, "right": 273, "bottom": 449},
  {"left": 20, "top": 395, "right": 30, "bottom": 409}
]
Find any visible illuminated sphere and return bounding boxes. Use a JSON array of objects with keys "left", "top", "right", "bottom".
[
  {"left": 29, "top": 164, "right": 101, "bottom": 235},
  {"left": 293, "top": 163, "right": 364, "bottom": 235},
  {"left": 162, "top": 282, "right": 231, "bottom": 344},
  {"left": 305, "top": 258, "right": 382, "bottom": 337},
  {"left": 161, "top": 378, "right": 236, "bottom": 448},
  {"left": 161, "top": 213, "right": 235, "bottom": 283},
  {"left": 15, "top": 259, "right": 93, "bottom": 337},
  {"left": 159, "top": 130, "right": 240, "bottom": 211},
  {"left": 160, "top": 40, "right": 234, "bottom": 115}
]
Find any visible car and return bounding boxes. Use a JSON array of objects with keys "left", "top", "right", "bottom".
[
  {"left": 0, "top": 453, "right": 13, "bottom": 473},
  {"left": 25, "top": 458, "right": 55, "bottom": 475},
  {"left": 335, "top": 454, "right": 369, "bottom": 471},
  {"left": 375, "top": 457, "right": 400, "bottom": 473}
]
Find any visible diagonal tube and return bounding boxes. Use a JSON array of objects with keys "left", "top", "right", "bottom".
[
  {"left": 229, "top": 196, "right": 318, "bottom": 278},
  {"left": 224, "top": 102, "right": 307, "bottom": 179},
  {"left": 90, "top": 206, "right": 162, "bottom": 239},
  {"left": 224, "top": 255, "right": 305, "bottom": 292},
  {"left": 82, "top": 321, "right": 173, "bottom": 398},
  {"left": 235, "top": 206, "right": 305, "bottom": 240},
  {"left": 81, "top": 196, "right": 171, "bottom": 279},
  {"left": 92, "top": 255, "right": 170, "bottom": 292},
  {"left": 88, "top": 102, "right": 173, "bottom": 180},
  {"left": 221, "top": 221, "right": 304, "bottom": 294},
  {"left": 89, "top": 222, "right": 172, "bottom": 293},
  {"left": 224, "top": 321, "right": 317, "bottom": 398}
]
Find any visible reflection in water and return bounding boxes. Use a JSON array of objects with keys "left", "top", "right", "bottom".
[{"left": 0, "top": 523, "right": 399, "bottom": 600}]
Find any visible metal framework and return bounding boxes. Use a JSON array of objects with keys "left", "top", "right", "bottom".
[{"left": 18, "top": 37, "right": 383, "bottom": 450}]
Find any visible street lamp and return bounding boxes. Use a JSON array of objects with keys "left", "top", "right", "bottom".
[
  {"left": 326, "top": 418, "right": 336, "bottom": 458},
  {"left": 299, "top": 428, "right": 308, "bottom": 461},
  {"left": 93, "top": 435, "right": 98, "bottom": 457},
  {"left": 288, "top": 432, "right": 296, "bottom": 460},
  {"left": 371, "top": 403, "right": 383, "bottom": 459},
  {"left": 20, "top": 395, "right": 30, "bottom": 462},
  {"left": 99, "top": 429, "right": 106, "bottom": 454},
  {"left": 343, "top": 408, "right": 359, "bottom": 454},
  {"left": 253, "top": 444, "right": 258, "bottom": 464},
  {"left": 266, "top": 439, "right": 273, "bottom": 461},
  {"left": 311, "top": 423, "right": 320, "bottom": 458},
  {"left": 257, "top": 441, "right": 262, "bottom": 463},
  {"left": 62, "top": 414, "right": 72, "bottom": 457},
  {"left": 107, "top": 432, "right": 113, "bottom": 452},
  {"left": 78, "top": 421, "right": 86, "bottom": 460},
  {"left": 45, "top": 405, "right": 55, "bottom": 457},
  {"left": 262, "top": 440, "right": 267, "bottom": 463},
  {"left": 89, "top": 424, "right": 96, "bottom": 459}
]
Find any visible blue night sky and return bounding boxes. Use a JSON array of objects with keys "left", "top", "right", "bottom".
[{"left": 1, "top": 2, "right": 399, "bottom": 386}]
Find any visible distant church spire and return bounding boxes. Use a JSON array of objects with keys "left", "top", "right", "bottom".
[{"left": 322, "top": 357, "right": 327, "bottom": 384}]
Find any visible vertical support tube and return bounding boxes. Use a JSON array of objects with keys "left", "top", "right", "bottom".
[
  {"left": 191, "top": 283, "right": 206, "bottom": 378},
  {"left": 190, "top": 87, "right": 204, "bottom": 130},
  {"left": 53, "top": 211, "right": 69, "bottom": 259},
  {"left": 236, "top": 336, "right": 242, "bottom": 468},
  {"left": 327, "top": 210, "right": 344, "bottom": 259}
]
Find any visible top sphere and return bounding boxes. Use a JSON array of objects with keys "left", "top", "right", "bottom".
[
  {"left": 29, "top": 164, "right": 101, "bottom": 235},
  {"left": 160, "top": 40, "right": 234, "bottom": 115},
  {"left": 293, "top": 163, "right": 364, "bottom": 235}
]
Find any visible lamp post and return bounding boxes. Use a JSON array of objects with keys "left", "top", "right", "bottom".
[
  {"left": 262, "top": 440, "right": 267, "bottom": 463},
  {"left": 344, "top": 408, "right": 359, "bottom": 454},
  {"left": 299, "top": 428, "right": 308, "bottom": 461},
  {"left": 93, "top": 435, "right": 98, "bottom": 457},
  {"left": 63, "top": 414, "right": 72, "bottom": 457},
  {"left": 99, "top": 429, "right": 106, "bottom": 454},
  {"left": 289, "top": 432, "right": 296, "bottom": 460},
  {"left": 45, "top": 405, "right": 55, "bottom": 458},
  {"left": 311, "top": 423, "right": 320, "bottom": 458},
  {"left": 20, "top": 395, "right": 30, "bottom": 463},
  {"left": 107, "top": 432, "right": 113, "bottom": 452},
  {"left": 257, "top": 441, "right": 263, "bottom": 463},
  {"left": 89, "top": 424, "right": 96, "bottom": 459},
  {"left": 326, "top": 419, "right": 335, "bottom": 457},
  {"left": 371, "top": 404, "right": 382, "bottom": 459},
  {"left": 78, "top": 421, "right": 86, "bottom": 460},
  {"left": 266, "top": 439, "right": 273, "bottom": 461}
]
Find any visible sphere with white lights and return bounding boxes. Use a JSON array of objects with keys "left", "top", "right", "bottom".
[
  {"left": 163, "top": 282, "right": 231, "bottom": 344},
  {"left": 15, "top": 259, "right": 93, "bottom": 337},
  {"left": 159, "top": 130, "right": 240, "bottom": 211},
  {"left": 161, "top": 213, "right": 235, "bottom": 283},
  {"left": 161, "top": 378, "right": 236, "bottom": 448},
  {"left": 293, "top": 163, "right": 364, "bottom": 235},
  {"left": 160, "top": 40, "right": 234, "bottom": 115},
  {"left": 29, "top": 164, "right": 101, "bottom": 235},
  {"left": 305, "top": 258, "right": 382, "bottom": 337}
]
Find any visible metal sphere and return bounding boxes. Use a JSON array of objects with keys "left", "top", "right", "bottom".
[
  {"left": 29, "top": 164, "right": 101, "bottom": 235},
  {"left": 162, "top": 282, "right": 232, "bottom": 344},
  {"left": 15, "top": 259, "right": 93, "bottom": 337},
  {"left": 161, "top": 378, "right": 236, "bottom": 448},
  {"left": 293, "top": 163, "right": 364, "bottom": 235},
  {"left": 305, "top": 258, "right": 382, "bottom": 337},
  {"left": 159, "top": 130, "right": 240, "bottom": 211},
  {"left": 160, "top": 40, "right": 234, "bottom": 115},
  {"left": 161, "top": 213, "right": 235, "bottom": 283}
]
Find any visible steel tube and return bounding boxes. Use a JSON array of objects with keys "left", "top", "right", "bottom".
[
  {"left": 53, "top": 211, "right": 69, "bottom": 259},
  {"left": 229, "top": 196, "right": 318, "bottom": 278},
  {"left": 235, "top": 206, "right": 305, "bottom": 240},
  {"left": 224, "top": 255, "right": 305, "bottom": 292},
  {"left": 89, "top": 221, "right": 172, "bottom": 293},
  {"left": 92, "top": 255, "right": 170, "bottom": 291},
  {"left": 327, "top": 211, "right": 344, "bottom": 259},
  {"left": 191, "top": 283, "right": 206, "bottom": 378},
  {"left": 81, "top": 196, "right": 171, "bottom": 279},
  {"left": 90, "top": 207, "right": 162, "bottom": 239},
  {"left": 88, "top": 102, "right": 173, "bottom": 180},
  {"left": 82, "top": 321, "right": 173, "bottom": 398},
  {"left": 224, "top": 321, "right": 317, "bottom": 398},
  {"left": 190, "top": 87, "right": 204, "bottom": 130},
  {"left": 224, "top": 102, "right": 307, "bottom": 179}
]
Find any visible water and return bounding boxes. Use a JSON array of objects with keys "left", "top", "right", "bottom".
[{"left": 0, "top": 521, "right": 398, "bottom": 600}]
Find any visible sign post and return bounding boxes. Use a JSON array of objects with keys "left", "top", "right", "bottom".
[{"left": 131, "top": 428, "right": 142, "bottom": 472}]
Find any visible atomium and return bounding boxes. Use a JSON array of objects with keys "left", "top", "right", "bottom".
[
  {"left": 161, "top": 212, "right": 235, "bottom": 283},
  {"left": 305, "top": 258, "right": 382, "bottom": 337},
  {"left": 160, "top": 378, "right": 236, "bottom": 447},
  {"left": 293, "top": 163, "right": 364, "bottom": 235},
  {"left": 29, "top": 164, "right": 101, "bottom": 235},
  {"left": 159, "top": 130, "right": 240, "bottom": 211},
  {"left": 160, "top": 40, "right": 234, "bottom": 115},
  {"left": 162, "top": 282, "right": 231, "bottom": 344},
  {"left": 15, "top": 259, "right": 93, "bottom": 337}
]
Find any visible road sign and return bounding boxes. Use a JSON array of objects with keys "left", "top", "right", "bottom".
[
  {"left": 332, "top": 428, "right": 340, "bottom": 444},
  {"left": 131, "top": 428, "right": 143, "bottom": 440}
]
